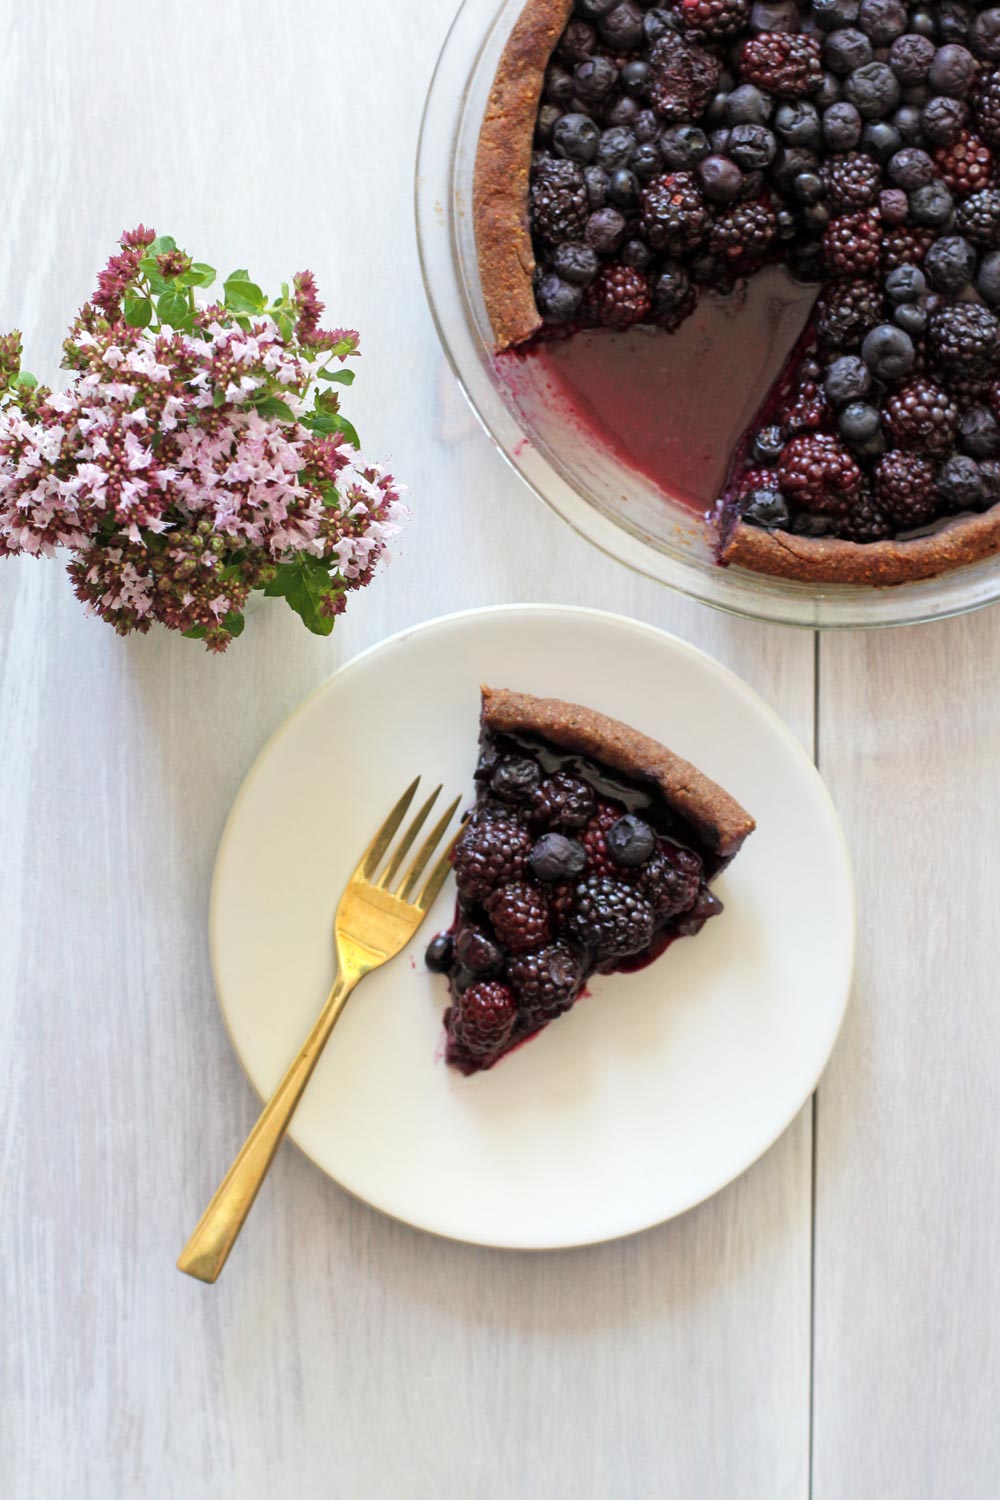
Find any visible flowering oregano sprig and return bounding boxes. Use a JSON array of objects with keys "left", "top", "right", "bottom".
[{"left": 0, "top": 227, "right": 406, "bottom": 650}]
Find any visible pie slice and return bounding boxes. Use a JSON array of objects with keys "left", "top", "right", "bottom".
[
  {"left": 473, "top": 0, "right": 1000, "bottom": 586},
  {"left": 425, "top": 687, "right": 754, "bottom": 1073}
]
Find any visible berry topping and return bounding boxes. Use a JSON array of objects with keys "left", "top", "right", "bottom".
[
  {"left": 640, "top": 843, "right": 703, "bottom": 917},
  {"left": 425, "top": 933, "right": 454, "bottom": 974},
  {"left": 606, "top": 813, "right": 657, "bottom": 867},
  {"left": 708, "top": 198, "right": 779, "bottom": 260},
  {"left": 929, "top": 304, "right": 1000, "bottom": 375},
  {"left": 822, "top": 210, "right": 882, "bottom": 276},
  {"left": 678, "top": 0, "right": 752, "bottom": 40},
  {"left": 873, "top": 450, "right": 938, "bottom": 527},
  {"left": 506, "top": 941, "right": 584, "bottom": 1023},
  {"left": 530, "top": 772, "right": 596, "bottom": 831},
  {"left": 675, "top": 886, "right": 725, "bottom": 936},
  {"left": 531, "top": 157, "right": 590, "bottom": 242},
  {"left": 446, "top": 982, "right": 518, "bottom": 1070},
  {"left": 740, "top": 33, "right": 824, "bottom": 97},
  {"left": 484, "top": 881, "right": 551, "bottom": 955},
  {"left": 529, "top": 832, "right": 589, "bottom": 882},
  {"left": 455, "top": 925, "right": 506, "bottom": 978},
  {"left": 452, "top": 813, "right": 533, "bottom": 903},
  {"left": 884, "top": 378, "right": 959, "bottom": 453},
  {"left": 588, "top": 264, "right": 653, "bottom": 326},
  {"left": 490, "top": 754, "right": 542, "bottom": 804},
  {"left": 778, "top": 433, "right": 863, "bottom": 512},
  {"left": 566, "top": 875, "right": 656, "bottom": 959},
  {"left": 821, "top": 150, "right": 882, "bottom": 210},
  {"left": 641, "top": 171, "right": 710, "bottom": 251},
  {"left": 648, "top": 31, "right": 723, "bottom": 120}
]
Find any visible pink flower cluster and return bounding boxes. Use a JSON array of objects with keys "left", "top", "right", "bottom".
[{"left": 0, "top": 229, "right": 406, "bottom": 650}]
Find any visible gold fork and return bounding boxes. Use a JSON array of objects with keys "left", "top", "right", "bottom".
[{"left": 177, "top": 777, "right": 462, "bottom": 1284}]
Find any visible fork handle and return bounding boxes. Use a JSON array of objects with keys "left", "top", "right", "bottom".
[{"left": 177, "top": 972, "right": 357, "bottom": 1283}]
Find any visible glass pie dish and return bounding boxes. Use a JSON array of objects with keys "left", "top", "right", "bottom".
[{"left": 415, "top": 0, "right": 1000, "bottom": 628}]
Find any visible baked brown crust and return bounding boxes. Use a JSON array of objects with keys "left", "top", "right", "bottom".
[
  {"left": 473, "top": 0, "right": 572, "bottom": 350},
  {"left": 481, "top": 685, "right": 755, "bottom": 863},
  {"left": 721, "top": 507, "right": 1000, "bottom": 584}
]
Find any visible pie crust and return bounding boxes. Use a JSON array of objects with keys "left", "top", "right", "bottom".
[{"left": 470, "top": 0, "right": 1000, "bottom": 586}]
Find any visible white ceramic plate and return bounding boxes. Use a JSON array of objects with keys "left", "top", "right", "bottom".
[{"left": 211, "top": 606, "right": 854, "bottom": 1249}]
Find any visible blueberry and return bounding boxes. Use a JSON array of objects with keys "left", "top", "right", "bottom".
[
  {"left": 633, "top": 109, "right": 660, "bottom": 144},
  {"left": 908, "top": 8, "right": 936, "bottom": 37},
  {"left": 825, "top": 28, "right": 874, "bottom": 74},
  {"left": 529, "top": 833, "right": 587, "bottom": 883},
  {"left": 788, "top": 239, "right": 826, "bottom": 282},
  {"left": 862, "top": 323, "right": 916, "bottom": 380},
  {"left": 605, "top": 96, "right": 640, "bottom": 130},
  {"left": 583, "top": 164, "right": 609, "bottom": 208},
  {"left": 585, "top": 206, "right": 627, "bottom": 253},
  {"left": 894, "top": 301, "right": 928, "bottom": 336},
  {"left": 551, "top": 244, "right": 597, "bottom": 289},
  {"left": 751, "top": 0, "right": 802, "bottom": 28},
  {"left": 545, "top": 66, "right": 574, "bottom": 105},
  {"left": 536, "top": 105, "right": 563, "bottom": 146},
  {"left": 743, "top": 487, "right": 791, "bottom": 528},
  {"left": 607, "top": 814, "right": 657, "bottom": 868},
  {"left": 790, "top": 510, "right": 835, "bottom": 536},
  {"left": 729, "top": 123, "right": 777, "bottom": 169},
  {"left": 843, "top": 61, "right": 901, "bottom": 117},
  {"left": 879, "top": 186, "right": 908, "bottom": 222},
  {"left": 621, "top": 58, "right": 652, "bottom": 95},
  {"left": 704, "top": 90, "right": 731, "bottom": 129},
  {"left": 573, "top": 56, "right": 619, "bottom": 103},
  {"left": 630, "top": 141, "right": 663, "bottom": 181},
  {"left": 800, "top": 201, "right": 832, "bottom": 234},
  {"left": 978, "top": 459, "right": 1000, "bottom": 508},
  {"left": 597, "top": 126, "right": 637, "bottom": 170},
  {"left": 660, "top": 124, "right": 710, "bottom": 169},
  {"left": 816, "top": 72, "right": 843, "bottom": 110},
  {"left": 492, "top": 755, "right": 542, "bottom": 803},
  {"left": 726, "top": 84, "right": 773, "bottom": 125},
  {"left": 621, "top": 238, "right": 654, "bottom": 272},
  {"left": 753, "top": 424, "right": 786, "bottom": 464},
  {"left": 862, "top": 120, "right": 902, "bottom": 160},
  {"left": 959, "top": 407, "right": 1000, "bottom": 458},
  {"left": 929, "top": 43, "right": 978, "bottom": 95},
  {"left": 938, "top": 0, "right": 976, "bottom": 45},
  {"left": 553, "top": 113, "right": 600, "bottom": 163},
  {"left": 599, "top": 0, "right": 646, "bottom": 50},
  {"left": 838, "top": 400, "right": 882, "bottom": 444},
  {"left": 425, "top": 933, "right": 454, "bottom": 974},
  {"left": 909, "top": 181, "right": 955, "bottom": 227},
  {"left": 893, "top": 33, "right": 941, "bottom": 82},
  {"left": 885, "top": 264, "right": 926, "bottom": 301},
  {"left": 921, "top": 96, "right": 968, "bottom": 147},
  {"left": 608, "top": 168, "right": 640, "bottom": 211},
  {"left": 900, "top": 81, "right": 933, "bottom": 108},
  {"left": 652, "top": 262, "right": 691, "bottom": 311},
  {"left": 698, "top": 154, "right": 744, "bottom": 202},
  {"left": 575, "top": 0, "right": 617, "bottom": 17},
  {"left": 823, "top": 101, "right": 864, "bottom": 149},
  {"left": 455, "top": 927, "right": 506, "bottom": 978},
  {"left": 559, "top": 18, "right": 598, "bottom": 62},
  {"left": 536, "top": 274, "right": 583, "bottom": 322},
  {"left": 924, "top": 235, "right": 976, "bottom": 293},
  {"left": 811, "top": 0, "right": 861, "bottom": 30},
  {"left": 890, "top": 104, "right": 924, "bottom": 145},
  {"left": 936, "top": 453, "right": 984, "bottom": 509},
  {"left": 642, "top": 5, "right": 678, "bottom": 40},
  {"left": 825, "top": 355, "right": 872, "bottom": 406},
  {"left": 970, "top": 10, "right": 1000, "bottom": 63},
  {"left": 774, "top": 145, "right": 821, "bottom": 190},
  {"left": 888, "top": 146, "right": 934, "bottom": 189},
  {"left": 792, "top": 170, "right": 825, "bottom": 202},
  {"left": 858, "top": 0, "right": 907, "bottom": 45},
  {"left": 977, "top": 249, "right": 1000, "bottom": 304},
  {"left": 775, "top": 100, "right": 823, "bottom": 147}
]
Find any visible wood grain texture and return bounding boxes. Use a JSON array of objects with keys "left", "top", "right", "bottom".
[
  {"left": 813, "top": 615, "right": 1000, "bottom": 1500},
  {"left": 0, "top": 3, "right": 817, "bottom": 1497}
]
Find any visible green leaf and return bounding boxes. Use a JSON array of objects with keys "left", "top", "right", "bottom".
[
  {"left": 157, "top": 289, "right": 190, "bottom": 329},
  {"left": 317, "top": 367, "right": 355, "bottom": 385},
  {"left": 212, "top": 386, "right": 226, "bottom": 408},
  {"left": 262, "top": 555, "right": 338, "bottom": 636},
  {"left": 182, "top": 624, "right": 207, "bottom": 639},
  {"left": 190, "top": 262, "right": 216, "bottom": 287},
  {"left": 123, "top": 295, "right": 153, "bottom": 328},
  {"left": 326, "top": 411, "right": 361, "bottom": 449},
  {"left": 223, "top": 275, "right": 266, "bottom": 315},
  {"left": 319, "top": 483, "right": 340, "bottom": 509},
  {"left": 14, "top": 370, "right": 37, "bottom": 390},
  {"left": 182, "top": 610, "right": 244, "bottom": 641},
  {"left": 254, "top": 395, "right": 297, "bottom": 421},
  {"left": 148, "top": 235, "right": 177, "bottom": 256},
  {"left": 273, "top": 310, "right": 294, "bottom": 342},
  {"left": 138, "top": 258, "right": 168, "bottom": 295}
]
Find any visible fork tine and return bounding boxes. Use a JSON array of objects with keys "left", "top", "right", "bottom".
[
  {"left": 377, "top": 785, "right": 441, "bottom": 889},
  {"left": 353, "top": 777, "right": 420, "bottom": 882},
  {"left": 416, "top": 825, "right": 464, "bottom": 912},
  {"left": 397, "top": 795, "right": 463, "bottom": 903}
]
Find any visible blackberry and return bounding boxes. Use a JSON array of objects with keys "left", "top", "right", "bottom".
[
  {"left": 446, "top": 982, "right": 518, "bottom": 1070},
  {"left": 884, "top": 377, "right": 960, "bottom": 452},
  {"left": 740, "top": 33, "right": 824, "bottom": 98},
  {"left": 566, "top": 875, "right": 656, "bottom": 960},
  {"left": 838, "top": 491, "right": 894, "bottom": 541},
  {"left": 822, "top": 210, "right": 881, "bottom": 275},
  {"left": 929, "top": 304, "right": 1000, "bottom": 375},
  {"left": 781, "top": 380, "right": 831, "bottom": 433},
  {"left": 640, "top": 843, "right": 702, "bottom": 918},
  {"left": 880, "top": 224, "right": 934, "bottom": 268},
  {"left": 581, "top": 802, "right": 624, "bottom": 876},
  {"left": 676, "top": 0, "right": 751, "bottom": 39},
  {"left": 587, "top": 264, "right": 652, "bottom": 326},
  {"left": 708, "top": 197, "right": 778, "bottom": 260},
  {"left": 484, "top": 881, "right": 551, "bottom": 955},
  {"left": 531, "top": 158, "right": 589, "bottom": 243},
  {"left": 530, "top": 771, "right": 596, "bottom": 832},
  {"left": 648, "top": 31, "right": 722, "bottom": 122},
  {"left": 821, "top": 151, "right": 882, "bottom": 210},
  {"left": 506, "top": 941, "right": 584, "bottom": 1023},
  {"left": 816, "top": 277, "right": 882, "bottom": 348},
  {"left": 933, "top": 131, "right": 993, "bottom": 197},
  {"left": 955, "top": 188, "right": 1000, "bottom": 247},
  {"left": 675, "top": 886, "right": 724, "bottom": 937},
  {"left": 874, "top": 449, "right": 938, "bottom": 526},
  {"left": 640, "top": 171, "right": 709, "bottom": 250},
  {"left": 452, "top": 813, "right": 533, "bottom": 902},
  {"left": 778, "top": 433, "right": 863, "bottom": 511},
  {"left": 973, "top": 68, "right": 1000, "bottom": 145}
]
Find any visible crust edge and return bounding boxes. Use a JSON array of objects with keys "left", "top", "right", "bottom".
[
  {"left": 472, "top": 0, "right": 573, "bottom": 351},
  {"left": 481, "top": 685, "right": 755, "bottom": 863}
]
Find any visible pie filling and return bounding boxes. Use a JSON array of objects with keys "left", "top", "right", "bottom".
[
  {"left": 516, "top": 0, "right": 1000, "bottom": 556},
  {"left": 426, "top": 711, "right": 738, "bottom": 1075}
]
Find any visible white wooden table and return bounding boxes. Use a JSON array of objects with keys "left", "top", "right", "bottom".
[{"left": 1, "top": 4, "right": 998, "bottom": 1496}]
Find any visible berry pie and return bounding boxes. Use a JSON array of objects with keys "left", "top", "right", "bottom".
[
  {"left": 425, "top": 687, "right": 754, "bottom": 1073},
  {"left": 474, "top": 0, "right": 1000, "bottom": 583}
]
